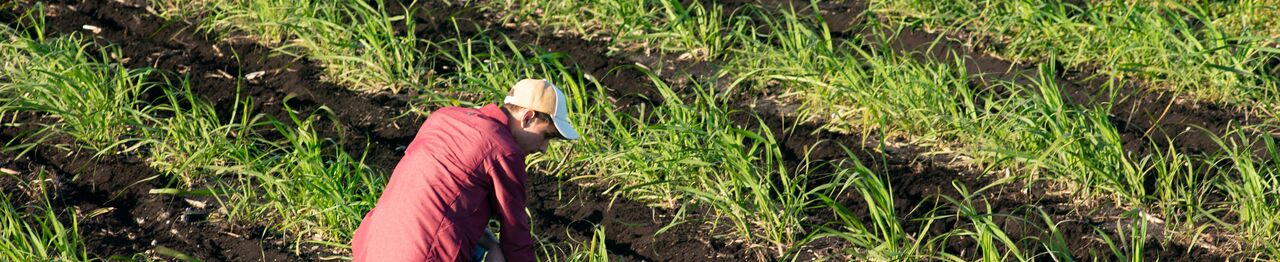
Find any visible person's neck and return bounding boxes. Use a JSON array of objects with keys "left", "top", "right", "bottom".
[{"left": 501, "top": 107, "right": 520, "bottom": 131}]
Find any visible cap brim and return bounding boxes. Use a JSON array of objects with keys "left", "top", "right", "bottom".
[{"left": 551, "top": 116, "right": 580, "bottom": 140}]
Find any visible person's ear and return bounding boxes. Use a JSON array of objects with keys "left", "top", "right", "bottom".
[{"left": 520, "top": 109, "right": 536, "bottom": 127}]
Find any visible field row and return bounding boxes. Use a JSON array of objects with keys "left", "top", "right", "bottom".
[
  {"left": 2, "top": 0, "right": 1278, "bottom": 260},
  {"left": 506, "top": 0, "right": 1279, "bottom": 257}
]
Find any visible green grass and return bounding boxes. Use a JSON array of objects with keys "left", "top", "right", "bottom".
[
  {"left": 146, "top": 5, "right": 861, "bottom": 257},
  {"left": 210, "top": 104, "right": 384, "bottom": 253},
  {"left": 9, "top": 0, "right": 1280, "bottom": 260},
  {"left": 153, "top": 0, "right": 431, "bottom": 93},
  {"left": 128, "top": 65, "right": 384, "bottom": 256},
  {"left": 873, "top": 0, "right": 1280, "bottom": 115},
  {"left": 137, "top": 0, "right": 1273, "bottom": 259},
  {"left": 491, "top": 0, "right": 744, "bottom": 61},
  {"left": 0, "top": 171, "right": 90, "bottom": 262},
  {"left": 0, "top": 10, "right": 123, "bottom": 261},
  {"left": 813, "top": 157, "right": 926, "bottom": 261},
  {"left": 531, "top": 222, "right": 612, "bottom": 261},
  {"left": 2, "top": 8, "right": 385, "bottom": 256},
  {"left": 136, "top": 5, "right": 843, "bottom": 257},
  {"left": 436, "top": 29, "right": 838, "bottom": 255},
  {"left": 134, "top": 77, "right": 257, "bottom": 188},
  {"left": 0, "top": 9, "right": 156, "bottom": 155},
  {"left": 1207, "top": 127, "right": 1280, "bottom": 257},
  {"left": 564, "top": 224, "right": 611, "bottom": 262},
  {"left": 720, "top": 5, "right": 1239, "bottom": 259},
  {"left": 725, "top": 6, "right": 1116, "bottom": 198},
  {"left": 1097, "top": 209, "right": 1150, "bottom": 262},
  {"left": 940, "top": 183, "right": 1027, "bottom": 262},
  {"left": 131, "top": 73, "right": 384, "bottom": 255}
]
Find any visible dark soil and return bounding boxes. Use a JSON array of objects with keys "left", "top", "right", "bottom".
[
  {"left": 526, "top": 173, "right": 749, "bottom": 261},
  {"left": 6, "top": 0, "right": 753, "bottom": 261}
]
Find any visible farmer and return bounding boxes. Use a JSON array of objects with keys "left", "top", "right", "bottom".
[{"left": 351, "top": 79, "right": 580, "bottom": 262}]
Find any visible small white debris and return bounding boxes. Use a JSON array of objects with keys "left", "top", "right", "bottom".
[
  {"left": 1142, "top": 212, "right": 1166, "bottom": 224},
  {"left": 0, "top": 168, "right": 17, "bottom": 175},
  {"left": 135, "top": 217, "right": 145, "bottom": 225},
  {"left": 82, "top": 25, "right": 102, "bottom": 34},
  {"left": 245, "top": 71, "right": 266, "bottom": 80},
  {"left": 205, "top": 69, "right": 233, "bottom": 79},
  {"left": 45, "top": 6, "right": 63, "bottom": 17},
  {"left": 183, "top": 198, "right": 207, "bottom": 209},
  {"left": 169, "top": 228, "right": 178, "bottom": 235}
]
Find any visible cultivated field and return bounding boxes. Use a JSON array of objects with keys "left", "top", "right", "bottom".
[{"left": 2, "top": 0, "right": 1278, "bottom": 261}]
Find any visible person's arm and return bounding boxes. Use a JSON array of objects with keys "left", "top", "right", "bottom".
[{"left": 488, "top": 153, "right": 535, "bottom": 262}]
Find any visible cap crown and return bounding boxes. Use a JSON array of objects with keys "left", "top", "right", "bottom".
[{"left": 505, "top": 79, "right": 559, "bottom": 115}]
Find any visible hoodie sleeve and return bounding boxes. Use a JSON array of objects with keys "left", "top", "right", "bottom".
[{"left": 487, "top": 152, "right": 535, "bottom": 262}]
